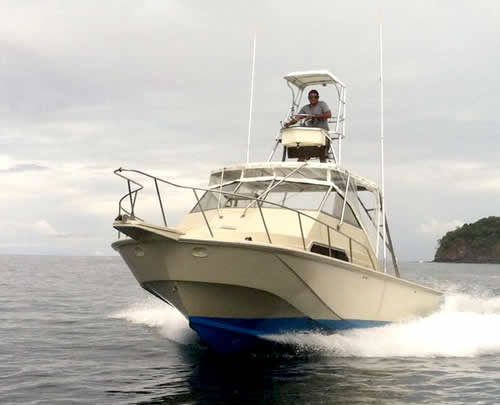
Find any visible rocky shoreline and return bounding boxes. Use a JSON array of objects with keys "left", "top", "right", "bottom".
[{"left": 434, "top": 217, "right": 500, "bottom": 263}]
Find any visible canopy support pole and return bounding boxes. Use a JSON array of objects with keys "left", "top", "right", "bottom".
[{"left": 385, "top": 216, "right": 400, "bottom": 278}]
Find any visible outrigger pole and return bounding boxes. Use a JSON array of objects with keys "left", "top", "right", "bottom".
[
  {"left": 378, "top": 16, "right": 401, "bottom": 277},
  {"left": 379, "top": 14, "right": 387, "bottom": 273},
  {"left": 246, "top": 32, "right": 257, "bottom": 163}
]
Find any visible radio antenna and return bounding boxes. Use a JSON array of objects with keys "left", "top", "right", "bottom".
[
  {"left": 379, "top": 14, "right": 387, "bottom": 273},
  {"left": 246, "top": 32, "right": 257, "bottom": 163}
]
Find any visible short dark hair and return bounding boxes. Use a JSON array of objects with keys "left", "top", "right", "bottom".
[{"left": 308, "top": 89, "right": 319, "bottom": 97}]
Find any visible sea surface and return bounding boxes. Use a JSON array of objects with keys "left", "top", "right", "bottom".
[{"left": 2, "top": 255, "right": 500, "bottom": 404}]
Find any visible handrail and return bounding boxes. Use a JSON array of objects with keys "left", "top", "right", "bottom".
[
  {"left": 114, "top": 169, "right": 145, "bottom": 221},
  {"left": 192, "top": 189, "right": 214, "bottom": 237},
  {"left": 114, "top": 168, "right": 377, "bottom": 270},
  {"left": 154, "top": 178, "right": 167, "bottom": 227},
  {"left": 241, "top": 161, "right": 308, "bottom": 217}
]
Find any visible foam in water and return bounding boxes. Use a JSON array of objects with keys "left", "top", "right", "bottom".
[
  {"left": 269, "top": 293, "right": 500, "bottom": 358},
  {"left": 111, "top": 293, "right": 500, "bottom": 358},
  {"left": 110, "top": 299, "right": 198, "bottom": 345}
]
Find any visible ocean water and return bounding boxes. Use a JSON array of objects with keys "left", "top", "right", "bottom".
[{"left": 2, "top": 255, "right": 500, "bottom": 404}]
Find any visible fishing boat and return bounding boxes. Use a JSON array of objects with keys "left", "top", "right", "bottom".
[{"left": 112, "top": 70, "right": 441, "bottom": 353}]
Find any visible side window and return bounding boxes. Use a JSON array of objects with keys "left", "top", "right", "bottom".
[
  {"left": 310, "top": 243, "right": 349, "bottom": 262},
  {"left": 342, "top": 203, "right": 360, "bottom": 228},
  {"left": 321, "top": 192, "right": 360, "bottom": 228}
]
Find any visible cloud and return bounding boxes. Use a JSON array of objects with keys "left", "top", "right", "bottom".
[
  {"left": 419, "top": 218, "right": 464, "bottom": 239},
  {"left": 386, "top": 160, "right": 500, "bottom": 194},
  {"left": 12, "top": 220, "right": 90, "bottom": 239},
  {"left": 476, "top": 178, "right": 500, "bottom": 193},
  {"left": 1, "top": 1, "right": 500, "bottom": 260},
  {"left": 0, "top": 163, "right": 48, "bottom": 173},
  {"left": 32, "top": 220, "right": 60, "bottom": 236}
]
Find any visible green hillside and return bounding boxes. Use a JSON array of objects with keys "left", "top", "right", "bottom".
[{"left": 434, "top": 216, "right": 500, "bottom": 263}]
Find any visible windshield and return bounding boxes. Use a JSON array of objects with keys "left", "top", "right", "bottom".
[{"left": 191, "top": 180, "right": 360, "bottom": 227}]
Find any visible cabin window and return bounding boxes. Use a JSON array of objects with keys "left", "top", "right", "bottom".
[
  {"left": 243, "top": 168, "right": 274, "bottom": 179},
  {"left": 273, "top": 167, "right": 328, "bottom": 181},
  {"left": 261, "top": 182, "right": 327, "bottom": 211},
  {"left": 320, "top": 192, "right": 360, "bottom": 228},
  {"left": 191, "top": 183, "right": 241, "bottom": 213},
  {"left": 310, "top": 243, "right": 349, "bottom": 262},
  {"left": 209, "top": 170, "right": 242, "bottom": 186},
  {"left": 357, "top": 189, "right": 379, "bottom": 249},
  {"left": 191, "top": 180, "right": 361, "bottom": 229},
  {"left": 289, "top": 167, "right": 328, "bottom": 181}
]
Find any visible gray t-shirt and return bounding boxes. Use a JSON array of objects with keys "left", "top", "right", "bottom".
[{"left": 298, "top": 101, "right": 330, "bottom": 130}]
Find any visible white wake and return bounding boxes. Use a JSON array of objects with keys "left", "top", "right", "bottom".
[
  {"left": 269, "top": 293, "right": 500, "bottom": 358},
  {"left": 111, "top": 293, "right": 500, "bottom": 357},
  {"left": 110, "top": 299, "right": 198, "bottom": 345}
]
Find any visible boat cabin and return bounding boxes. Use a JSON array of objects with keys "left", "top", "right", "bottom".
[{"left": 178, "top": 161, "right": 382, "bottom": 271}]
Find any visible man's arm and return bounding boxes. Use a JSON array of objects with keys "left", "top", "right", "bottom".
[
  {"left": 284, "top": 107, "right": 312, "bottom": 127},
  {"left": 313, "top": 110, "right": 331, "bottom": 120},
  {"left": 315, "top": 102, "right": 332, "bottom": 120},
  {"left": 284, "top": 114, "right": 313, "bottom": 127}
]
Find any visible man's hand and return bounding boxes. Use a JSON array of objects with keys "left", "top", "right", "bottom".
[
  {"left": 284, "top": 114, "right": 315, "bottom": 128},
  {"left": 293, "top": 114, "right": 313, "bottom": 120}
]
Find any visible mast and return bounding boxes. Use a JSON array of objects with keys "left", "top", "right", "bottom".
[
  {"left": 246, "top": 32, "right": 257, "bottom": 163},
  {"left": 379, "top": 17, "right": 387, "bottom": 273}
]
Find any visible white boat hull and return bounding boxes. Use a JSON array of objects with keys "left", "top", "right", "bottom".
[{"left": 112, "top": 226, "right": 441, "bottom": 353}]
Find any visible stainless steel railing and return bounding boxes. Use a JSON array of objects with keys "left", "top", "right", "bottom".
[{"left": 114, "top": 168, "right": 376, "bottom": 269}]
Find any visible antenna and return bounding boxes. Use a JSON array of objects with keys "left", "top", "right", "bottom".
[
  {"left": 379, "top": 14, "right": 387, "bottom": 273},
  {"left": 246, "top": 32, "right": 257, "bottom": 163}
]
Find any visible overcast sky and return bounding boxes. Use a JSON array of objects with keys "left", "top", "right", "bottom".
[{"left": 1, "top": 0, "right": 499, "bottom": 260}]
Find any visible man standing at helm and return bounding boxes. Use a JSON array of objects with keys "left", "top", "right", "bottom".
[
  {"left": 284, "top": 89, "right": 332, "bottom": 162},
  {"left": 284, "top": 89, "right": 332, "bottom": 130}
]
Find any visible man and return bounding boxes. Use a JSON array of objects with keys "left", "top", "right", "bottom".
[
  {"left": 284, "top": 89, "right": 332, "bottom": 162},
  {"left": 284, "top": 89, "right": 332, "bottom": 130}
]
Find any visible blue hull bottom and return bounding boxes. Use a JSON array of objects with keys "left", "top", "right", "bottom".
[{"left": 189, "top": 317, "right": 388, "bottom": 354}]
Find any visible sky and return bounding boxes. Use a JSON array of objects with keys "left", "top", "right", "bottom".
[{"left": 1, "top": 0, "right": 499, "bottom": 260}]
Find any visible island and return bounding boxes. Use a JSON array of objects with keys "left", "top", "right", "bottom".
[{"left": 434, "top": 216, "right": 500, "bottom": 263}]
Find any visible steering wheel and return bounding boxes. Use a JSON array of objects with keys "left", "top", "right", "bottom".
[
  {"left": 296, "top": 114, "right": 314, "bottom": 127},
  {"left": 284, "top": 114, "right": 314, "bottom": 128}
]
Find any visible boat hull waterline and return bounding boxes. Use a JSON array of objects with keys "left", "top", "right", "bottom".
[{"left": 112, "top": 225, "right": 441, "bottom": 353}]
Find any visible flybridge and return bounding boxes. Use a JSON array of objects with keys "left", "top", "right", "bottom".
[{"left": 268, "top": 70, "right": 347, "bottom": 165}]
